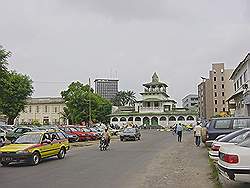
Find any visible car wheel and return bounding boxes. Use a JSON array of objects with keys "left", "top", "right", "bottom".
[
  {"left": 75, "top": 136, "right": 79, "bottom": 142},
  {"left": 1, "top": 161, "right": 9, "bottom": 167},
  {"left": 57, "top": 148, "right": 66, "bottom": 159},
  {"left": 31, "top": 152, "right": 40, "bottom": 166},
  {"left": 138, "top": 137, "right": 141, "bottom": 140},
  {"left": 120, "top": 138, "right": 123, "bottom": 141}
]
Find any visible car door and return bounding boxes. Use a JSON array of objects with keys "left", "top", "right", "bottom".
[{"left": 49, "top": 132, "right": 61, "bottom": 156}]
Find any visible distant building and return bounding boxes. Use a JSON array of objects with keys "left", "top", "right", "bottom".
[
  {"left": 94, "top": 79, "right": 119, "bottom": 100},
  {"left": 227, "top": 53, "right": 250, "bottom": 116},
  {"left": 110, "top": 73, "right": 197, "bottom": 128},
  {"left": 17, "top": 97, "right": 66, "bottom": 125},
  {"left": 198, "top": 63, "right": 234, "bottom": 120},
  {"left": 182, "top": 94, "right": 198, "bottom": 109}
]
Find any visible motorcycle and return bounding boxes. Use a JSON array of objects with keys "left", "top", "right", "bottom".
[{"left": 99, "top": 137, "right": 108, "bottom": 151}]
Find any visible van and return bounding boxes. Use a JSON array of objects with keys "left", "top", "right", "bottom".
[{"left": 203, "top": 117, "right": 250, "bottom": 145}]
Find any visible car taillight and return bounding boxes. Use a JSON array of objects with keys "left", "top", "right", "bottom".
[
  {"left": 211, "top": 145, "right": 220, "bottom": 151},
  {"left": 222, "top": 154, "right": 239, "bottom": 164}
]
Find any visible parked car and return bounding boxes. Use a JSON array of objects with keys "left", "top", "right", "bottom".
[
  {"left": 0, "top": 131, "right": 70, "bottom": 166},
  {"left": 0, "top": 125, "right": 14, "bottom": 133},
  {"left": 6, "top": 127, "right": 39, "bottom": 142},
  {"left": 89, "top": 128, "right": 102, "bottom": 138},
  {"left": 0, "top": 128, "right": 6, "bottom": 147},
  {"left": 209, "top": 128, "right": 250, "bottom": 161},
  {"left": 58, "top": 126, "right": 90, "bottom": 141},
  {"left": 203, "top": 117, "right": 250, "bottom": 146},
  {"left": 60, "top": 131, "right": 79, "bottom": 143},
  {"left": 120, "top": 128, "right": 141, "bottom": 141},
  {"left": 218, "top": 137, "right": 250, "bottom": 183}
]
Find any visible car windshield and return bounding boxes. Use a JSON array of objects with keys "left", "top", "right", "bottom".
[
  {"left": 90, "top": 128, "right": 97, "bottom": 132},
  {"left": 219, "top": 129, "right": 249, "bottom": 142},
  {"left": 124, "top": 128, "right": 136, "bottom": 133},
  {"left": 83, "top": 128, "right": 91, "bottom": 132},
  {"left": 14, "top": 134, "right": 42, "bottom": 144},
  {"left": 70, "top": 127, "right": 79, "bottom": 132}
]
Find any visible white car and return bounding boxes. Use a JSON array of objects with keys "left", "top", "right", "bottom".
[
  {"left": 0, "top": 128, "right": 6, "bottom": 147},
  {"left": 209, "top": 128, "right": 250, "bottom": 161},
  {"left": 218, "top": 138, "right": 250, "bottom": 183}
]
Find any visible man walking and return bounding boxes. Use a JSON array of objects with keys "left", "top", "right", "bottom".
[
  {"left": 194, "top": 122, "right": 202, "bottom": 147},
  {"left": 176, "top": 123, "right": 183, "bottom": 142}
]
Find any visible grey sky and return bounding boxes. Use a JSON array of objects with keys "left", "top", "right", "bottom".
[{"left": 1, "top": 0, "right": 250, "bottom": 106}]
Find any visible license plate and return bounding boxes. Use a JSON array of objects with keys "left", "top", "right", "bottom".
[{"left": 3, "top": 157, "right": 12, "bottom": 161}]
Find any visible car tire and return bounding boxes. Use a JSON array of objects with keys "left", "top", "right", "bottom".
[
  {"left": 120, "top": 138, "right": 123, "bottom": 141},
  {"left": 1, "top": 161, "right": 9, "bottom": 167},
  {"left": 31, "top": 152, "right": 40, "bottom": 166},
  {"left": 57, "top": 148, "right": 66, "bottom": 159},
  {"left": 138, "top": 137, "right": 141, "bottom": 140}
]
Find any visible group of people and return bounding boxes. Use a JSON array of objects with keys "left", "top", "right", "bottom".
[{"left": 173, "top": 122, "right": 202, "bottom": 147}]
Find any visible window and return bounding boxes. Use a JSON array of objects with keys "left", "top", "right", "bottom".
[
  {"left": 214, "top": 85, "right": 217, "bottom": 89},
  {"left": 223, "top": 108, "right": 226, "bottom": 112},
  {"left": 29, "top": 106, "right": 32, "bottom": 113},
  {"left": 222, "top": 84, "right": 224, "bottom": 89},
  {"left": 215, "top": 108, "right": 218, "bottom": 112},
  {"left": 222, "top": 92, "right": 225, "bottom": 97},
  {"left": 233, "top": 119, "right": 250, "bottom": 129},
  {"left": 240, "top": 76, "right": 243, "bottom": 86},
  {"left": 215, "top": 100, "right": 217, "bottom": 105},
  {"left": 55, "top": 107, "right": 58, "bottom": 113},
  {"left": 221, "top": 76, "right": 224, "bottom": 81},
  {"left": 45, "top": 106, "right": 48, "bottom": 113},
  {"left": 223, "top": 100, "right": 225, "bottom": 104},
  {"left": 234, "top": 83, "right": 237, "bottom": 91},
  {"left": 215, "top": 92, "right": 217, "bottom": 97},
  {"left": 36, "top": 106, "right": 39, "bottom": 113},
  {"left": 236, "top": 80, "right": 239, "bottom": 89},
  {"left": 243, "top": 70, "right": 247, "bottom": 82},
  {"left": 229, "top": 132, "right": 250, "bottom": 143},
  {"left": 238, "top": 138, "right": 250, "bottom": 148},
  {"left": 57, "top": 132, "right": 66, "bottom": 140},
  {"left": 214, "top": 119, "right": 231, "bottom": 129},
  {"left": 214, "top": 77, "right": 216, "bottom": 81}
]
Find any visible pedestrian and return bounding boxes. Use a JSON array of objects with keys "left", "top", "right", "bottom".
[
  {"left": 176, "top": 123, "right": 183, "bottom": 142},
  {"left": 194, "top": 122, "right": 202, "bottom": 147}
]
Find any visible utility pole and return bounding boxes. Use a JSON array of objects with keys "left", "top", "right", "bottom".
[{"left": 88, "top": 78, "right": 92, "bottom": 127}]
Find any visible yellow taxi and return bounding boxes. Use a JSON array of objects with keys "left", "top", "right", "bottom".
[{"left": 0, "top": 131, "right": 70, "bottom": 166}]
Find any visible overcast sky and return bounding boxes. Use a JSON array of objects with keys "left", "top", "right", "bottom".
[{"left": 1, "top": 0, "right": 250, "bottom": 106}]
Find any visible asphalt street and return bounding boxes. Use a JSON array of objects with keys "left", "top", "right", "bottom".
[{"left": 0, "top": 130, "right": 176, "bottom": 188}]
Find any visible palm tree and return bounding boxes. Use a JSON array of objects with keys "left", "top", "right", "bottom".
[
  {"left": 126, "top": 91, "right": 136, "bottom": 106},
  {"left": 112, "top": 90, "right": 136, "bottom": 107}
]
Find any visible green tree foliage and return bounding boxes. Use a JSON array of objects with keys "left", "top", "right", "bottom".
[
  {"left": 0, "top": 46, "right": 11, "bottom": 95},
  {"left": 61, "top": 81, "right": 112, "bottom": 124},
  {"left": 112, "top": 90, "right": 136, "bottom": 106},
  {"left": 0, "top": 71, "right": 33, "bottom": 124}
]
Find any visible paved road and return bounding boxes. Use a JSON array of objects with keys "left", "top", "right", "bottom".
[{"left": 0, "top": 130, "right": 240, "bottom": 188}]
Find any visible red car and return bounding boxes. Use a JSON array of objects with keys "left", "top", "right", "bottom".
[
  {"left": 75, "top": 127, "right": 98, "bottom": 140},
  {"left": 59, "top": 126, "right": 90, "bottom": 141}
]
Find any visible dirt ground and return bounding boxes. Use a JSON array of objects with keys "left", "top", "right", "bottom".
[{"left": 139, "top": 132, "right": 214, "bottom": 188}]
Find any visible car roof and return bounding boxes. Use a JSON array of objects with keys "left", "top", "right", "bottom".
[{"left": 212, "top": 117, "right": 250, "bottom": 120}]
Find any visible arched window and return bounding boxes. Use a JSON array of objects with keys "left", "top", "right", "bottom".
[
  {"left": 143, "top": 117, "right": 150, "bottom": 125},
  {"left": 128, "top": 117, "right": 133, "bottom": 121},
  {"left": 112, "top": 117, "right": 118, "bottom": 122},
  {"left": 151, "top": 117, "right": 159, "bottom": 125},
  {"left": 177, "top": 116, "right": 185, "bottom": 121},
  {"left": 120, "top": 117, "right": 126, "bottom": 122},
  {"left": 169, "top": 116, "right": 176, "bottom": 121},
  {"left": 187, "top": 116, "right": 195, "bottom": 121},
  {"left": 160, "top": 116, "right": 167, "bottom": 121},
  {"left": 135, "top": 117, "right": 141, "bottom": 121}
]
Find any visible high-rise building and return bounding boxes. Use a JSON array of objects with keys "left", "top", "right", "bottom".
[
  {"left": 94, "top": 79, "right": 119, "bottom": 100},
  {"left": 198, "top": 63, "right": 234, "bottom": 120},
  {"left": 182, "top": 94, "right": 198, "bottom": 109}
]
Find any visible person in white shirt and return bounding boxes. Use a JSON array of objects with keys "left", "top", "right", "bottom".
[{"left": 194, "top": 122, "right": 202, "bottom": 147}]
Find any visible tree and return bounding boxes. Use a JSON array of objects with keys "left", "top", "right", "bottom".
[
  {"left": 0, "top": 71, "right": 33, "bottom": 124},
  {"left": 112, "top": 90, "right": 136, "bottom": 106},
  {"left": 61, "top": 81, "right": 112, "bottom": 124},
  {"left": 0, "top": 46, "right": 11, "bottom": 95}
]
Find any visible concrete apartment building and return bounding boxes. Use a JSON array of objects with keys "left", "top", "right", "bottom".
[
  {"left": 17, "top": 97, "right": 66, "bottom": 125},
  {"left": 228, "top": 53, "right": 250, "bottom": 116},
  {"left": 94, "top": 79, "right": 119, "bottom": 100},
  {"left": 182, "top": 94, "right": 198, "bottom": 109},
  {"left": 198, "top": 63, "right": 234, "bottom": 120}
]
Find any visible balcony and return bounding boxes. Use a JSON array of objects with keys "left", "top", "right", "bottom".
[{"left": 139, "top": 107, "right": 164, "bottom": 113}]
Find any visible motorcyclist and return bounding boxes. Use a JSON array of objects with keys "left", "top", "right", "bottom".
[{"left": 103, "top": 128, "right": 111, "bottom": 146}]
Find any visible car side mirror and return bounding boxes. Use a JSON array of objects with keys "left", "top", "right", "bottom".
[{"left": 42, "top": 140, "right": 51, "bottom": 144}]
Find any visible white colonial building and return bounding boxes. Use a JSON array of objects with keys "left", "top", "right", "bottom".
[
  {"left": 228, "top": 53, "right": 250, "bottom": 116},
  {"left": 110, "top": 73, "right": 197, "bottom": 128},
  {"left": 17, "top": 97, "right": 66, "bottom": 125}
]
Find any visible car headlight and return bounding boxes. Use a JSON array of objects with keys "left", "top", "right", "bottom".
[{"left": 16, "top": 151, "right": 30, "bottom": 154}]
